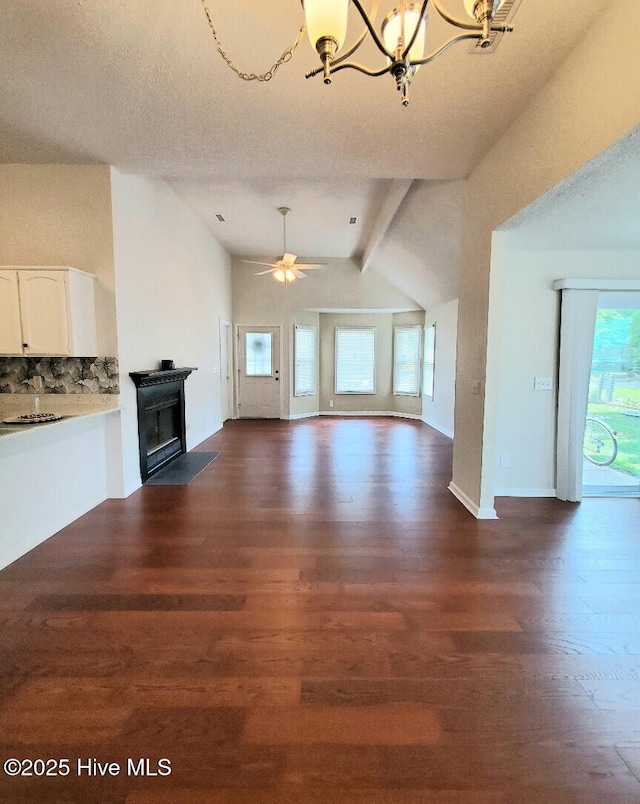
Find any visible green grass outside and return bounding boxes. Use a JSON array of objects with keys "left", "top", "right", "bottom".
[
  {"left": 612, "top": 385, "right": 640, "bottom": 406},
  {"left": 586, "top": 402, "right": 640, "bottom": 477}
]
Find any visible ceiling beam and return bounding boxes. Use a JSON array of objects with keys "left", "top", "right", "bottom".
[{"left": 360, "top": 179, "right": 413, "bottom": 273}]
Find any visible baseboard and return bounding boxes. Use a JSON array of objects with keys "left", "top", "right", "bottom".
[
  {"left": 319, "top": 411, "right": 423, "bottom": 420},
  {"left": 494, "top": 487, "right": 557, "bottom": 498},
  {"left": 421, "top": 418, "right": 454, "bottom": 439},
  {"left": 448, "top": 482, "right": 498, "bottom": 520},
  {"left": 285, "top": 411, "right": 424, "bottom": 421}
]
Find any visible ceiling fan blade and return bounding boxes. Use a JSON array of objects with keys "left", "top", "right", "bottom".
[
  {"left": 243, "top": 260, "right": 278, "bottom": 268},
  {"left": 254, "top": 268, "right": 277, "bottom": 276},
  {"left": 282, "top": 252, "right": 297, "bottom": 266},
  {"left": 290, "top": 268, "right": 308, "bottom": 279},
  {"left": 295, "top": 263, "right": 327, "bottom": 270}
]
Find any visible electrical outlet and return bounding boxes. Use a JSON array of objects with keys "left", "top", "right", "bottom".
[
  {"left": 500, "top": 454, "right": 510, "bottom": 468},
  {"left": 329, "top": 400, "right": 334, "bottom": 408}
]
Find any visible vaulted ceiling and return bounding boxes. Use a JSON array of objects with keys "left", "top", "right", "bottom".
[{"left": 0, "top": 0, "right": 610, "bottom": 308}]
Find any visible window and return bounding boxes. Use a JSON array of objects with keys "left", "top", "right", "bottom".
[
  {"left": 294, "top": 324, "right": 317, "bottom": 396},
  {"left": 423, "top": 324, "right": 436, "bottom": 399},
  {"left": 335, "top": 327, "right": 376, "bottom": 394},
  {"left": 393, "top": 325, "right": 421, "bottom": 396},
  {"left": 245, "top": 332, "right": 273, "bottom": 376}
]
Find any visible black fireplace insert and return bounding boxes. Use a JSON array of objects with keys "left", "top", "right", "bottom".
[{"left": 129, "top": 367, "right": 196, "bottom": 482}]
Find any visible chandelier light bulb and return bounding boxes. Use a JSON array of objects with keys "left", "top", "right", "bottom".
[
  {"left": 382, "top": 6, "right": 428, "bottom": 62},
  {"left": 303, "top": 0, "right": 349, "bottom": 52}
]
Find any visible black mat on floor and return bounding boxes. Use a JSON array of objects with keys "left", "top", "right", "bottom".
[{"left": 145, "top": 452, "right": 218, "bottom": 486}]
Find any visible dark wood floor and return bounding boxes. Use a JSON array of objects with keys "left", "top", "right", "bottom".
[{"left": 1, "top": 417, "right": 640, "bottom": 802}]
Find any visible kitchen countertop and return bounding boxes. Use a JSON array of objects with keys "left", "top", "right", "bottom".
[
  {"left": 0, "top": 395, "right": 119, "bottom": 441},
  {"left": 0, "top": 417, "right": 74, "bottom": 438}
]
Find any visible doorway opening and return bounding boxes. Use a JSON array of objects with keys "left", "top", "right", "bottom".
[{"left": 220, "top": 319, "right": 234, "bottom": 422}]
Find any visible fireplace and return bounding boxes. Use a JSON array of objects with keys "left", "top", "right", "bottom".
[{"left": 130, "top": 367, "right": 196, "bottom": 482}]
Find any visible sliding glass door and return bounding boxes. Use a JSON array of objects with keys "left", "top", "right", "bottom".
[{"left": 582, "top": 293, "right": 640, "bottom": 497}]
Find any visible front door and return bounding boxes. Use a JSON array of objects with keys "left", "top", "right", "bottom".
[{"left": 237, "top": 326, "right": 281, "bottom": 418}]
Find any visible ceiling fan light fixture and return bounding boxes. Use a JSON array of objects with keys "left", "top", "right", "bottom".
[
  {"left": 274, "top": 268, "right": 296, "bottom": 283},
  {"left": 245, "top": 206, "right": 327, "bottom": 286}
]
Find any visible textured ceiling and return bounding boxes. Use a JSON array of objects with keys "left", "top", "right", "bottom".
[
  {"left": 0, "top": 0, "right": 614, "bottom": 308},
  {"left": 501, "top": 126, "right": 640, "bottom": 250}
]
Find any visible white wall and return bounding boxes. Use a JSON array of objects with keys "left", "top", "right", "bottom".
[
  {"left": 0, "top": 413, "right": 114, "bottom": 569},
  {"left": 492, "top": 246, "right": 640, "bottom": 497},
  {"left": 110, "top": 169, "right": 232, "bottom": 495},
  {"left": 422, "top": 299, "right": 457, "bottom": 439},
  {"left": 452, "top": 0, "right": 640, "bottom": 517}
]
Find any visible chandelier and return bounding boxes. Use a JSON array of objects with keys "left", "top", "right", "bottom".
[
  {"left": 302, "top": 0, "right": 514, "bottom": 105},
  {"left": 200, "top": 1, "right": 516, "bottom": 107}
]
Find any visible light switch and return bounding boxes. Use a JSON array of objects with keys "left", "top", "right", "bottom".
[{"left": 534, "top": 376, "right": 553, "bottom": 391}]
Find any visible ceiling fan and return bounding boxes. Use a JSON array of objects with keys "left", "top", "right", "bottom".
[{"left": 244, "top": 207, "right": 326, "bottom": 284}]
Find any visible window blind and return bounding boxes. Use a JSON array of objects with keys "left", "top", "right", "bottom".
[
  {"left": 335, "top": 327, "right": 376, "bottom": 394},
  {"left": 294, "top": 324, "right": 317, "bottom": 396},
  {"left": 393, "top": 325, "right": 421, "bottom": 395}
]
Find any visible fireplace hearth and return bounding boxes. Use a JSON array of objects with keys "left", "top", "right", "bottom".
[{"left": 130, "top": 367, "right": 196, "bottom": 482}]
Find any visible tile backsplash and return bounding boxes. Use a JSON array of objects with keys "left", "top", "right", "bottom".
[{"left": 0, "top": 356, "right": 119, "bottom": 394}]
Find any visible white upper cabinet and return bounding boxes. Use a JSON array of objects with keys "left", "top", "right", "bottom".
[
  {"left": 0, "top": 267, "right": 97, "bottom": 357},
  {"left": 0, "top": 271, "right": 23, "bottom": 355}
]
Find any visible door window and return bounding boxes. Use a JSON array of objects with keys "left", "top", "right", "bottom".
[{"left": 245, "top": 332, "right": 273, "bottom": 376}]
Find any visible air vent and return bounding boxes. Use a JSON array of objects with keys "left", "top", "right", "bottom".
[
  {"left": 215, "top": 213, "right": 225, "bottom": 222},
  {"left": 468, "top": 0, "right": 522, "bottom": 54},
  {"left": 349, "top": 217, "right": 357, "bottom": 225}
]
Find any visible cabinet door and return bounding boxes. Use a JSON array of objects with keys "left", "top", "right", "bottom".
[
  {"left": 0, "top": 271, "right": 24, "bottom": 355},
  {"left": 18, "top": 271, "right": 70, "bottom": 355}
]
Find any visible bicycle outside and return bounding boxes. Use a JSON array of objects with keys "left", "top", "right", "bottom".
[{"left": 583, "top": 416, "right": 618, "bottom": 466}]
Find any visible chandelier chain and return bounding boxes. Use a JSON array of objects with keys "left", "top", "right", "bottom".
[{"left": 200, "top": 1, "right": 306, "bottom": 82}]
